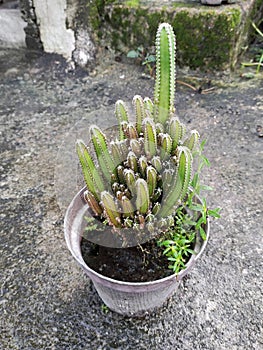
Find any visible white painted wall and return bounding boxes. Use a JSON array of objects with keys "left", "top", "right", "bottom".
[
  {"left": 33, "top": 0, "right": 75, "bottom": 60},
  {"left": 0, "top": 9, "right": 26, "bottom": 48}
]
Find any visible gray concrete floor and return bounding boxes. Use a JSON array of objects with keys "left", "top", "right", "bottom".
[{"left": 0, "top": 49, "right": 262, "bottom": 349}]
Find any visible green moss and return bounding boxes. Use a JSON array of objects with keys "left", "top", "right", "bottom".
[
  {"left": 124, "top": 0, "right": 140, "bottom": 7},
  {"left": 87, "top": 1, "right": 249, "bottom": 70}
]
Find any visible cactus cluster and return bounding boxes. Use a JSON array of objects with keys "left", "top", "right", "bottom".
[{"left": 76, "top": 23, "right": 200, "bottom": 237}]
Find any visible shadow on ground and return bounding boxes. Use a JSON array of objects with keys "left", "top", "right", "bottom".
[{"left": 0, "top": 49, "right": 262, "bottom": 349}]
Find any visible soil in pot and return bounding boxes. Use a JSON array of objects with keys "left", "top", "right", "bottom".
[{"left": 81, "top": 238, "right": 190, "bottom": 283}]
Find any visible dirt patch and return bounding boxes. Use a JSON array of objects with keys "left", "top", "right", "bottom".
[{"left": 81, "top": 238, "right": 174, "bottom": 282}]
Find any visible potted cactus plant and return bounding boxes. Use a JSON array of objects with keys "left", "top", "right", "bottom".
[{"left": 64, "top": 23, "right": 220, "bottom": 316}]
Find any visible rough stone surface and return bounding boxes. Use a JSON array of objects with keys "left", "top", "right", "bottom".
[
  {"left": 0, "top": 9, "right": 26, "bottom": 48},
  {"left": 20, "top": 0, "right": 43, "bottom": 50},
  {"left": 17, "top": 0, "right": 263, "bottom": 70},
  {"left": 33, "top": 0, "right": 75, "bottom": 59},
  {"left": 72, "top": 28, "right": 97, "bottom": 67},
  {"left": 0, "top": 48, "right": 262, "bottom": 349},
  {"left": 87, "top": 0, "right": 263, "bottom": 70}
]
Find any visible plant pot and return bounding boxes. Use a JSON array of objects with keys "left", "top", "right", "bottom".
[{"left": 64, "top": 187, "right": 210, "bottom": 316}]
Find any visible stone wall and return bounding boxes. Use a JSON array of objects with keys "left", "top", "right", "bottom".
[
  {"left": 20, "top": 0, "right": 96, "bottom": 67},
  {"left": 18, "top": 0, "right": 263, "bottom": 70},
  {"left": 20, "top": 0, "right": 42, "bottom": 50}
]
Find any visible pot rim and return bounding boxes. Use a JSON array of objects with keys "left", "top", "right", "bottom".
[{"left": 64, "top": 187, "right": 210, "bottom": 288}]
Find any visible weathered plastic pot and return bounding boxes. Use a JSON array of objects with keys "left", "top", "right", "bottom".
[{"left": 64, "top": 187, "right": 210, "bottom": 317}]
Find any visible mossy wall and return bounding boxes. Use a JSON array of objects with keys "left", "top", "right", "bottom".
[{"left": 85, "top": 0, "right": 258, "bottom": 70}]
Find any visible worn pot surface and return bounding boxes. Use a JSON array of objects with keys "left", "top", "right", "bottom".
[{"left": 64, "top": 187, "right": 210, "bottom": 316}]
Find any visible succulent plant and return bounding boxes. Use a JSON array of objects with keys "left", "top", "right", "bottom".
[{"left": 76, "top": 23, "right": 200, "bottom": 237}]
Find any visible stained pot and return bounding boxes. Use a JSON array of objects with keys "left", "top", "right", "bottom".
[{"left": 64, "top": 187, "right": 210, "bottom": 316}]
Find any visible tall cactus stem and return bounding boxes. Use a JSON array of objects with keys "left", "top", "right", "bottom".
[
  {"left": 124, "top": 168, "right": 136, "bottom": 195},
  {"left": 154, "top": 23, "right": 176, "bottom": 125},
  {"left": 151, "top": 156, "right": 162, "bottom": 172}
]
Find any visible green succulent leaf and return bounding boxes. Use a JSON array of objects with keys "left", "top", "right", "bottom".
[
  {"left": 158, "top": 146, "right": 192, "bottom": 218},
  {"left": 135, "top": 179, "right": 150, "bottom": 215},
  {"left": 124, "top": 168, "right": 136, "bottom": 195},
  {"left": 121, "top": 196, "right": 135, "bottom": 218},
  {"left": 168, "top": 117, "right": 185, "bottom": 151},
  {"left": 144, "top": 117, "right": 157, "bottom": 158},
  {"left": 90, "top": 125, "right": 116, "bottom": 182},
  {"left": 115, "top": 100, "right": 129, "bottom": 140},
  {"left": 101, "top": 191, "right": 122, "bottom": 228},
  {"left": 159, "top": 133, "right": 173, "bottom": 160},
  {"left": 76, "top": 140, "right": 105, "bottom": 201},
  {"left": 133, "top": 95, "right": 145, "bottom": 135},
  {"left": 143, "top": 97, "right": 154, "bottom": 118},
  {"left": 84, "top": 190, "right": 103, "bottom": 216},
  {"left": 183, "top": 130, "right": 200, "bottom": 151},
  {"left": 146, "top": 165, "right": 158, "bottom": 197}
]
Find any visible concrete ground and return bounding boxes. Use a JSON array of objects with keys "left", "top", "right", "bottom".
[{"left": 0, "top": 49, "right": 262, "bottom": 349}]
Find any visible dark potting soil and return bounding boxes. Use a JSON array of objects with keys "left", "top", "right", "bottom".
[{"left": 81, "top": 239, "right": 174, "bottom": 282}]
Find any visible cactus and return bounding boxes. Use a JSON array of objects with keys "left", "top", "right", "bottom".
[
  {"left": 115, "top": 100, "right": 129, "bottom": 140},
  {"left": 76, "top": 23, "right": 202, "bottom": 238},
  {"left": 154, "top": 23, "right": 176, "bottom": 125},
  {"left": 90, "top": 125, "right": 116, "bottom": 182},
  {"left": 133, "top": 95, "right": 145, "bottom": 135}
]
